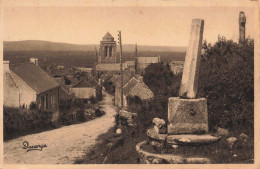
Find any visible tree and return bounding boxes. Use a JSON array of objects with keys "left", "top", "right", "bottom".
[{"left": 198, "top": 37, "right": 254, "bottom": 133}]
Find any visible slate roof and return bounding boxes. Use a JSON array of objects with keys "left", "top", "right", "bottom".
[
  {"left": 96, "top": 63, "right": 127, "bottom": 71},
  {"left": 10, "top": 63, "right": 60, "bottom": 94},
  {"left": 137, "top": 57, "right": 160, "bottom": 64},
  {"left": 123, "top": 78, "right": 139, "bottom": 95},
  {"left": 72, "top": 80, "right": 93, "bottom": 88},
  {"left": 114, "top": 74, "right": 133, "bottom": 87},
  {"left": 72, "top": 78, "right": 101, "bottom": 90}
]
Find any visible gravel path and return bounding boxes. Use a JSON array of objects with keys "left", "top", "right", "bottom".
[{"left": 4, "top": 92, "right": 117, "bottom": 164}]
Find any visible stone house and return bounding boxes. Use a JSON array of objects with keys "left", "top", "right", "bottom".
[
  {"left": 115, "top": 76, "right": 154, "bottom": 107},
  {"left": 53, "top": 77, "right": 74, "bottom": 100},
  {"left": 137, "top": 56, "right": 161, "bottom": 74},
  {"left": 3, "top": 60, "right": 60, "bottom": 112},
  {"left": 169, "top": 60, "right": 184, "bottom": 75},
  {"left": 103, "top": 74, "right": 118, "bottom": 94},
  {"left": 70, "top": 78, "right": 102, "bottom": 100}
]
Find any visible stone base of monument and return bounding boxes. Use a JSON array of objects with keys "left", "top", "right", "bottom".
[
  {"left": 139, "top": 127, "right": 221, "bottom": 164},
  {"left": 168, "top": 97, "right": 208, "bottom": 134},
  {"left": 147, "top": 128, "right": 220, "bottom": 146},
  {"left": 136, "top": 141, "right": 211, "bottom": 164},
  {"left": 167, "top": 134, "right": 221, "bottom": 145}
]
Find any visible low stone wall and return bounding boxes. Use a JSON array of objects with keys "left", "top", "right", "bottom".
[{"left": 136, "top": 141, "right": 210, "bottom": 164}]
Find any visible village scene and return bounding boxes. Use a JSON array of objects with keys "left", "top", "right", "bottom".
[{"left": 2, "top": 6, "right": 254, "bottom": 164}]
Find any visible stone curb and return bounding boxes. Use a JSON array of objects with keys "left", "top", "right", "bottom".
[{"left": 136, "top": 141, "right": 210, "bottom": 164}]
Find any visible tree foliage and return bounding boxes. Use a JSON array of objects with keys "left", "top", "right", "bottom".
[
  {"left": 198, "top": 37, "right": 254, "bottom": 133},
  {"left": 131, "top": 63, "right": 182, "bottom": 131}
]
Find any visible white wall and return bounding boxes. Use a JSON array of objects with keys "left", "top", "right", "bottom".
[
  {"left": 70, "top": 88, "right": 96, "bottom": 99},
  {"left": 4, "top": 71, "right": 36, "bottom": 108}
]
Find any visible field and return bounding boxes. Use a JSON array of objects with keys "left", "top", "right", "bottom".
[{"left": 4, "top": 50, "right": 186, "bottom": 69}]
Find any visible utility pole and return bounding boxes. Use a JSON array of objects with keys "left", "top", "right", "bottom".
[
  {"left": 118, "top": 31, "right": 123, "bottom": 108},
  {"left": 93, "top": 47, "right": 98, "bottom": 80},
  {"left": 135, "top": 43, "right": 138, "bottom": 74},
  {"left": 95, "top": 46, "right": 98, "bottom": 64}
]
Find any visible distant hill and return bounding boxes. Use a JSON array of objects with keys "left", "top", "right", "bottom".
[{"left": 4, "top": 40, "right": 186, "bottom": 52}]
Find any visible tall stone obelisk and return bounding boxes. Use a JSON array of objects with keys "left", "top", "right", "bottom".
[
  {"left": 179, "top": 19, "right": 204, "bottom": 99},
  {"left": 168, "top": 19, "right": 208, "bottom": 134},
  {"left": 239, "top": 11, "right": 246, "bottom": 42}
]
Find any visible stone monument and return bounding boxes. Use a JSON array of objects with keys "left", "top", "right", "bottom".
[
  {"left": 168, "top": 19, "right": 208, "bottom": 135},
  {"left": 136, "top": 19, "right": 220, "bottom": 164},
  {"left": 239, "top": 11, "right": 246, "bottom": 42}
]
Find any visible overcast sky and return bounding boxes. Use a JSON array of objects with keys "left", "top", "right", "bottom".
[{"left": 3, "top": 6, "right": 255, "bottom": 47}]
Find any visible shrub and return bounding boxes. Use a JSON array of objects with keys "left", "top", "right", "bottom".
[
  {"left": 134, "top": 62, "right": 182, "bottom": 131},
  {"left": 90, "top": 96, "right": 98, "bottom": 104},
  {"left": 73, "top": 98, "right": 85, "bottom": 109},
  {"left": 95, "top": 109, "right": 103, "bottom": 117},
  {"left": 29, "top": 102, "right": 37, "bottom": 110},
  {"left": 198, "top": 37, "right": 254, "bottom": 133},
  {"left": 3, "top": 107, "right": 53, "bottom": 140}
]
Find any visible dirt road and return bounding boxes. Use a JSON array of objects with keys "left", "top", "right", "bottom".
[{"left": 4, "top": 92, "right": 117, "bottom": 164}]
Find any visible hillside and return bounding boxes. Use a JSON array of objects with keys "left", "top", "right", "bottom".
[{"left": 4, "top": 40, "right": 186, "bottom": 52}]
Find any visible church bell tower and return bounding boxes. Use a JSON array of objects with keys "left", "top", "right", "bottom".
[{"left": 99, "top": 32, "right": 117, "bottom": 63}]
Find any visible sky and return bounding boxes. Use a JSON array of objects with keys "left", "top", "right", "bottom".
[{"left": 3, "top": 6, "right": 255, "bottom": 47}]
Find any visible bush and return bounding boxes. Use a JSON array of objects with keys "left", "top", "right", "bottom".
[
  {"left": 133, "top": 62, "right": 182, "bottom": 131},
  {"left": 90, "top": 96, "right": 98, "bottom": 104},
  {"left": 3, "top": 107, "right": 53, "bottom": 140},
  {"left": 95, "top": 109, "right": 103, "bottom": 117},
  {"left": 198, "top": 37, "right": 254, "bottom": 133},
  {"left": 29, "top": 102, "right": 37, "bottom": 110},
  {"left": 74, "top": 98, "right": 85, "bottom": 109}
]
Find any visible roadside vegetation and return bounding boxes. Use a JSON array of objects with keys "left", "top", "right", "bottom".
[{"left": 4, "top": 97, "right": 104, "bottom": 141}]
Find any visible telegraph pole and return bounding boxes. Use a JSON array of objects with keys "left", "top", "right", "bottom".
[
  {"left": 93, "top": 46, "right": 99, "bottom": 80},
  {"left": 118, "top": 31, "right": 123, "bottom": 108},
  {"left": 135, "top": 43, "right": 138, "bottom": 74}
]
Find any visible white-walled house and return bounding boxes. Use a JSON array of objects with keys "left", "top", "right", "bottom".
[
  {"left": 70, "top": 79, "right": 102, "bottom": 100},
  {"left": 3, "top": 60, "right": 60, "bottom": 112}
]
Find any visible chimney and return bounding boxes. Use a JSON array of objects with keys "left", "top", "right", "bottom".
[
  {"left": 3, "top": 60, "right": 10, "bottom": 72},
  {"left": 30, "top": 57, "right": 38, "bottom": 66}
]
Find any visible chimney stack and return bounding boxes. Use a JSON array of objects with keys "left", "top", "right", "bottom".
[
  {"left": 3, "top": 60, "right": 10, "bottom": 72},
  {"left": 30, "top": 58, "right": 38, "bottom": 66}
]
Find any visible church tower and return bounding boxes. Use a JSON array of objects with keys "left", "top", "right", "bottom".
[{"left": 99, "top": 32, "right": 117, "bottom": 63}]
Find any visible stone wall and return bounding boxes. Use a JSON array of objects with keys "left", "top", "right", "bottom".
[{"left": 70, "top": 87, "right": 96, "bottom": 99}]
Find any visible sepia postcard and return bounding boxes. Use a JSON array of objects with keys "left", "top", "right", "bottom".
[{"left": 0, "top": 0, "right": 259, "bottom": 169}]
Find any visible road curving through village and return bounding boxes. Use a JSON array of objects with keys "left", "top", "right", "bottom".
[{"left": 4, "top": 91, "right": 117, "bottom": 164}]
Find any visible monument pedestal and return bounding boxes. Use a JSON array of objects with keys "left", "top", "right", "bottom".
[{"left": 168, "top": 97, "right": 208, "bottom": 134}]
